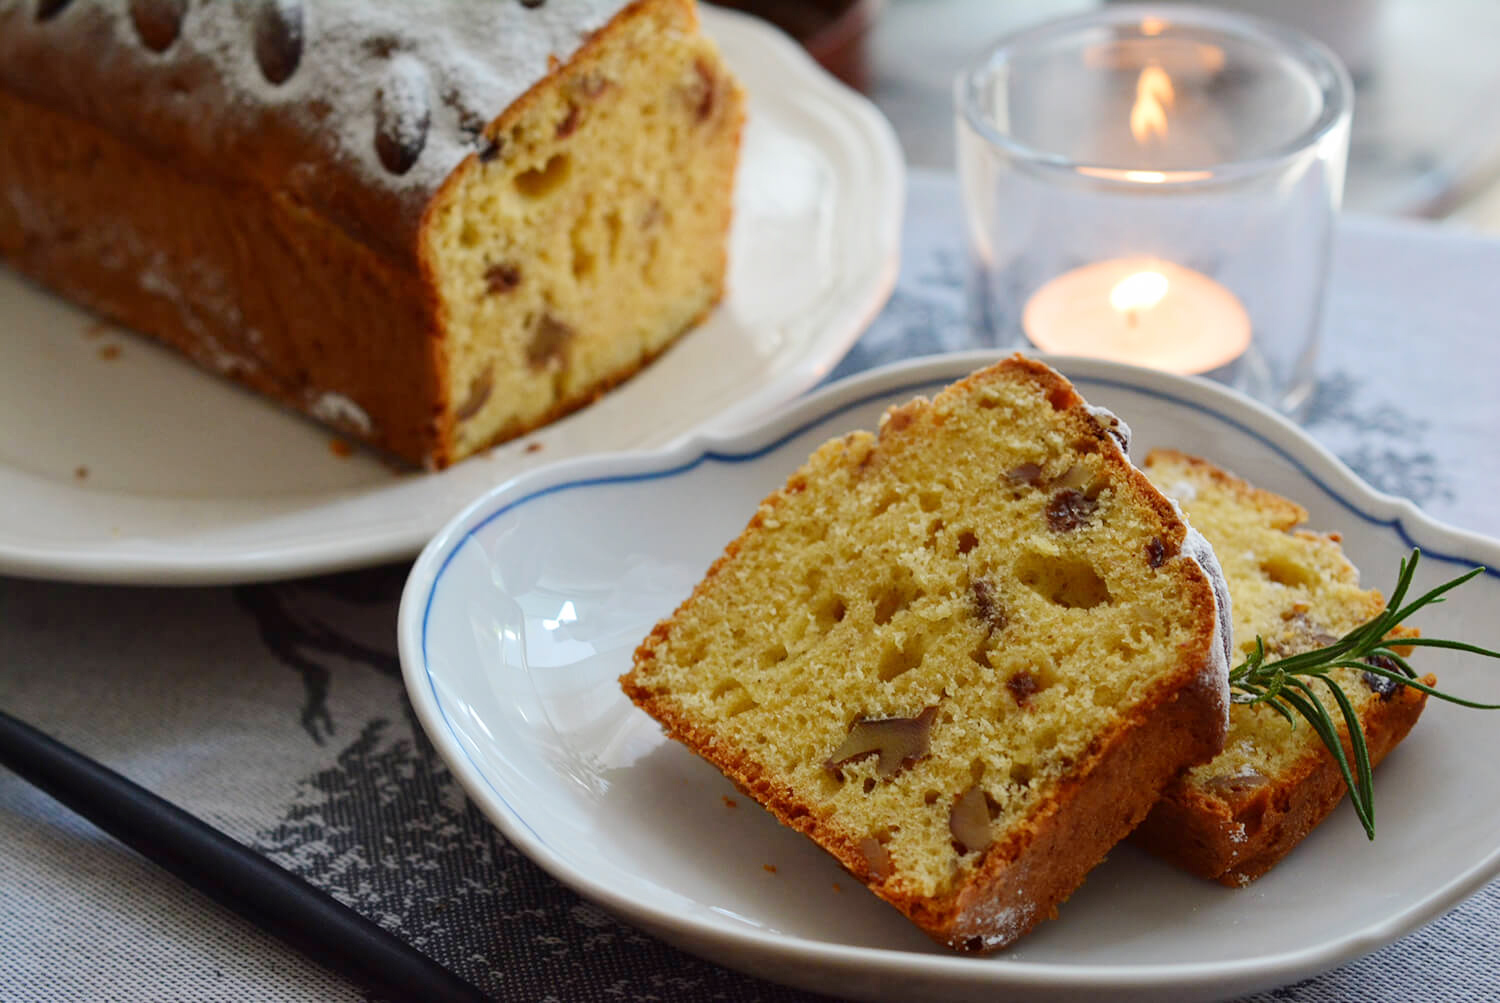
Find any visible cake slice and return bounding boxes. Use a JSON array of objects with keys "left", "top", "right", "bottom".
[
  {"left": 621, "top": 357, "right": 1232, "bottom": 952},
  {"left": 1132, "top": 450, "right": 1431, "bottom": 886}
]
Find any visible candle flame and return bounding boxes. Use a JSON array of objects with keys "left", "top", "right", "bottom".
[
  {"left": 1130, "top": 65, "right": 1174, "bottom": 144},
  {"left": 1110, "top": 270, "right": 1170, "bottom": 313}
]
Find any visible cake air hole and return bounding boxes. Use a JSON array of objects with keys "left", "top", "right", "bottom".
[
  {"left": 1015, "top": 552, "right": 1112, "bottom": 609},
  {"left": 872, "top": 585, "right": 909, "bottom": 626},
  {"left": 514, "top": 153, "right": 571, "bottom": 198},
  {"left": 1261, "top": 555, "right": 1318, "bottom": 588},
  {"left": 814, "top": 595, "right": 846, "bottom": 630},
  {"left": 605, "top": 209, "right": 622, "bottom": 261},
  {"left": 758, "top": 643, "right": 788, "bottom": 669},
  {"left": 710, "top": 678, "right": 744, "bottom": 700},
  {"left": 724, "top": 691, "right": 758, "bottom": 717},
  {"left": 876, "top": 641, "right": 924, "bottom": 682},
  {"left": 569, "top": 217, "right": 594, "bottom": 278}
]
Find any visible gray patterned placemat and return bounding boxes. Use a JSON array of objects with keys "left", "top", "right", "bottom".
[{"left": 3, "top": 170, "right": 1498, "bottom": 1002}]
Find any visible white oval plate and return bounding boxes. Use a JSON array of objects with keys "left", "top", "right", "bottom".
[
  {"left": 0, "top": 6, "right": 902, "bottom": 585},
  {"left": 399, "top": 352, "right": 1500, "bottom": 1002}
]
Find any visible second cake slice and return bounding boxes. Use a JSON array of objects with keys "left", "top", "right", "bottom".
[
  {"left": 1134, "top": 449, "right": 1432, "bottom": 885},
  {"left": 622, "top": 357, "right": 1232, "bottom": 951}
]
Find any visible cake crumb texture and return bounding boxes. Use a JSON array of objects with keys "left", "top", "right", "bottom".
[
  {"left": 622, "top": 357, "right": 1231, "bottom": 951},
  {"left": 426, "top": 0, "right": 743, "bottom": 459}
]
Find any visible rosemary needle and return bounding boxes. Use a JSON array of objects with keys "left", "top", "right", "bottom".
[{"left": 1228, "top": 549, "right": 1500, "bottom": 839}]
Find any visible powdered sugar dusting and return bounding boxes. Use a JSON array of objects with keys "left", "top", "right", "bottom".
[
  {"left": 0, "top": 0, "right": 635, "bottom": 244},
  {"left": 3, "top": 185, "right": 49, "bottom": 236},
  {"left": 1085, "top": 404, "right": 1131, "bottom": 454},
  {"left": 954, "top": 896, "right": 1035, "bottom": 951},
  {"left": 309, "top": 392, "right": 374, "bottom": 436},
  {"left": 373, "top": 55, "right": 432, "bottom": 175},
  {"left": 182, "top": 0, "right": 631, "bottom": 191},
  {"left": 136, "top": 249, "right": 265, "bottom": 375},
  {"left": 1168, "top": 479, "right": 1199, "bottom": 504},
  {"left": 1178, "top": 519, "right": 1234, "bottom": 730}
]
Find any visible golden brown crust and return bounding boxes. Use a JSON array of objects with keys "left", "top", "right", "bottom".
[
  {"left": 1132, "top": 674, "right": 1430, "bottom": 886},
  {"left": 0, "top": 86, "right": 447, "bottom": 465}
]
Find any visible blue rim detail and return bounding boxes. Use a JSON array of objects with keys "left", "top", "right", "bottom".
[{"left": 418, "top": 366, "right": 1497, "bottom": 891}]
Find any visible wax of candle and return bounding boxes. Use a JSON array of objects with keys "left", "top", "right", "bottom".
[{"left": 1021, "top": 258, "right": 1250, "bottom": 375}]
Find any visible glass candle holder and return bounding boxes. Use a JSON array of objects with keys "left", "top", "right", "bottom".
[{"left": 957, "top": 4, "right": 1352, "bottom": 416}]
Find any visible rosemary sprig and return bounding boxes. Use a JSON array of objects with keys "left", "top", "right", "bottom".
[{"left": 1228, "top": 549, "right": 1500, "bottom": 840}]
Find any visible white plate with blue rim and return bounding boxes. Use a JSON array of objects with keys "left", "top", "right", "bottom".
[
  {"left": 398, "top": 351, "right": 1500, "bottom": 1002},
  {"left": 0, "top": 5, "right": 901, "bottom": 585}
]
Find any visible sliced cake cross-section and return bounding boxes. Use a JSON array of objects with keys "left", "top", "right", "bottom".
[{"left": 622, "top": 357, "right": 1233, "bottom": 951}]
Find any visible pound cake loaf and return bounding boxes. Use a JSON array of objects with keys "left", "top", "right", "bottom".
[
  {"left": 621, "top": 357, "right": 1233, "bottom": 951},
  {"left": 0, "top": 0, "right": 744, "bottom": 468},
  {"left": 1132, "top": 450, "right": 1431, "bottom": 886}
]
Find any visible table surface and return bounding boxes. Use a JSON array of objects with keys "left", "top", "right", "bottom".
[{"left": 5, "top": 5, "right": 1500, "bottom": 1002}]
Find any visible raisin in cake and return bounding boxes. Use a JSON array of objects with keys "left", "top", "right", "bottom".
[
  {"left": 0, "top": 0, "right": 744, "bottom": 467},
  {"left": 621, "top": 357, "right": 1233, "bottom": 952},
  {"left": 1133, "top": 450, "right": 1431, "bottom": 886}
]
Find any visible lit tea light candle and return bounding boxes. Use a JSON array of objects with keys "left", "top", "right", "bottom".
[
  {"left": 1021, "top": 258, "right": 1251, "bottom": 374},
  {"left": 957, "top": 6, "right": 1350, "bottom": 409},
  {"left": 1019, "top": 58, "right": 1251, "bottom": 375}
]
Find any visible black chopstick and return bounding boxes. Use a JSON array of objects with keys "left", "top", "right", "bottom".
[{"left": 0, "top": 708, "right": 490, "bottom": 1003}]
